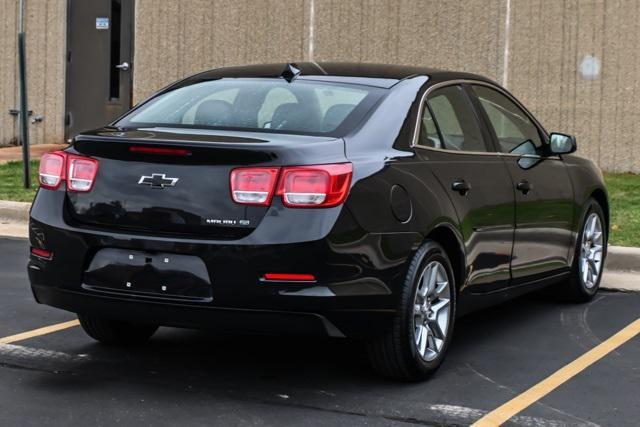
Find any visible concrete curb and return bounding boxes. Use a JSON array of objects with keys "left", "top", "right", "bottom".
[
  {"left": 0, "top": 199, "right": 638, "bottom": 271},
  {"left": 0, "top": 201, "right": 30, "bottom": 222},
  {"left": 607, "top": 246, "right": 640, "bottom": 271}
]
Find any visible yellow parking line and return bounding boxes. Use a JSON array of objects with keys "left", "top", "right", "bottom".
[
  {"left": 472, "top": 318, "right": 640, "bottom": 427},
  {"left": 0, "top": 319, "right": 80, "bottom": 345}
]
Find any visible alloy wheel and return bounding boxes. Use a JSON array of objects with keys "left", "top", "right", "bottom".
[
  {"left": 579, "top": 212, "right": 604, "bottom": 289},
  {"left": 413, "top": 260, "right": 451, "bottom": 361}
]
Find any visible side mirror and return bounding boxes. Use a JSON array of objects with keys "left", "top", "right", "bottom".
[{"left": 549, "top": 132, "right": 577, "bottom": 154}]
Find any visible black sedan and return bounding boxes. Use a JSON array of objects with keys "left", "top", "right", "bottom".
[{"left": 29, "top": 62, "right": 608, "bottom": 381}]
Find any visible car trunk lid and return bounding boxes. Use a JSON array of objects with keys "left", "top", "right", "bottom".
[{"left": 67, "top": 128, "right": 346, "bottom": 239}]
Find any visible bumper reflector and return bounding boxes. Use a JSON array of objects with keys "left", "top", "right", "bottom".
[
  {"left": 262, "top": 273, "right": 316, "bottom": 282},
  {"left": 31, "top": 248, "right": 53, "bottom": 260}
]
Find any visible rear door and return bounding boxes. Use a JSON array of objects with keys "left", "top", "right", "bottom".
[
  {"left": 469, "top": 84, "right": 574, "bottom": 282},
  {"left": 415, "top": 84, "right": 515, "bottom": 292}
]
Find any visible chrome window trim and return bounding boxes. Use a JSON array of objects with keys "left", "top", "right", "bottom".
[{"left": 411, "top": 79, "right": 549, "bottom": 158}]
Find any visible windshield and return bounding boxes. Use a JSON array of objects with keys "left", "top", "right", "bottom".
[{"left": 117, "top": 78, "right": 385, "bottom": 136}]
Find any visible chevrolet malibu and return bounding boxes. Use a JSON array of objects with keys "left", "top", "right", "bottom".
[{"left": 29, "top": 63, "right": 608, "bottom": 380}]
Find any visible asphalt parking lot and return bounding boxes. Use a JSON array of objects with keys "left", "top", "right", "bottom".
[{"left": 1, "top": 237, "right": 639, "bottom": 427}]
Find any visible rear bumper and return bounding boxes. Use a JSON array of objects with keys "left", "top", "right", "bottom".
[
  {"left": 31, "top": 285, "right": 355, "bottom": 337},
  {"left": 28, "top": 189, "right": 421, "bottom": 338}
]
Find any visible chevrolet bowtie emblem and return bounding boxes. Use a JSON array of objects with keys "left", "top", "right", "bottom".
[{"left": 138, "top": 173, "right": 179, "bottom": 189}]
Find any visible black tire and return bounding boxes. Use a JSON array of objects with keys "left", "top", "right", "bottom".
[
  {"left": 78, "top": 314, "right": 158, "bottom": 345},
  {"left": 564, "top": 198, "right": 607, "bottom": 302},
  {"left": 366, "top": 240, "right": 456, "bottom": 381}
]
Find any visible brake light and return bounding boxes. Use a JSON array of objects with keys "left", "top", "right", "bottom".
[
  {"left": 229, "top": 163, "right": 352, "bottom": 208},
  {"left": 38, "top": 151, "right": 99, "bottom": 192},
  {"left": 67, "top": 156, "right": 99, "bottom": 192},
  {"left": 39, "top": 152, "right": 66, "bottom": 189},
  {"left": 230, "top": 167, "right": 280, "bottom": 206},
  {"left": 129, "top": 146, "right": 190, "bottom": 156},
  {"left": 277, "top": 163, "right": 352, "bottom": 208}
]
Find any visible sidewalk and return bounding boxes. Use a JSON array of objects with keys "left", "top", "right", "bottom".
[{"left": 0, "top": 144, "right": 67, "bottom": 164}]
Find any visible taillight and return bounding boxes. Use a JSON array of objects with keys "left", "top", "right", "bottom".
[
  {"left": 230, "top": 167, "right": 280, "bottom": 206},
  {"left": 67, "top": 156, "right": 99, "bottom": 192},
  {"left": 38, "top": 151, "right": 99, "bottom": 192},
  {"left": 277, "top": 163, "right": 352, "bottom": 208},
  {"left": 229, "top": 163, "right": 352, "bottom": 208},
  {"left": 39, "top": 152, "right": 66, "bottom": 189}
]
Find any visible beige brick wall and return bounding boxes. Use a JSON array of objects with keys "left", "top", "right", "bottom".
[
  {"left": 0, "top": 0, "right": 66, "bottom": 147},
  {"left": 1, "top": 0, "right": 638, "bottom": 172},
  {"left": 133, "top": 0, "right": 640, "bottom": 172},
  {"left": 132, "top": 0, "right": 309, "bottom": 104},
  {"left": 507, "top": 0, "right": 640, "bottom": 173}
]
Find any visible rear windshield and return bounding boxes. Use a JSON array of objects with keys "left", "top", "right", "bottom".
[{"left": 116, "top": 78, "right": 385, "bottom": 136}]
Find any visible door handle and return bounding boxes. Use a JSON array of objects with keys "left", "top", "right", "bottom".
[
  {"left": 115, "top": 62, "right": 130, "bottom": 71},
  {"left": 451, "top": 179, "right": 471, "bottom": 195},
  {"left": 516, "top": 179, "right": 532, "bottom": 195}
]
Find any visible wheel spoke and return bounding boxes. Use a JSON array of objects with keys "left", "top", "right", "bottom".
[
  {"left": 587, "top": 216, "right": 596, "bottom": 239},
  {"left": 427, "top": 330, "right": 438, "bottom": 352},
  {"left": 581, "top": 258, "right": 589, "bottom": 283},
  {"left": 427, "top": 265, "right": 438, "bottom": 295},
  {"left": 429, "top": 317, "right": 445, "bottom": 340},
  {"left": 431, "top": 298, "right": 450, "bottom": 315},
  {"left": 418, "top": 325, "right": 428, "bottom": 355},
  {"left": 435, "top": 280, "right": 449, "bottom": 297},
  {"left": 419, "top": 265, "right": 432, "bottom": 298}
]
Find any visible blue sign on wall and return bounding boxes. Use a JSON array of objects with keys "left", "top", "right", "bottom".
[{"left": 96, "top": 17, "right": 109, "bottom": 30}]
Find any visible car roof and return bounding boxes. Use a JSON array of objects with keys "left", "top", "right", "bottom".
[{"left": 180, "top": 62, "right": 498, "bottom": 89}]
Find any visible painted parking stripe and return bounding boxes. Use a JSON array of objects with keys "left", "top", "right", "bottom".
[
  {"left": 472, "top": 318, "right": 640, "bottom": 427},
  {"left": 0, "top": 319, "right": 79, "bottom": 345}
]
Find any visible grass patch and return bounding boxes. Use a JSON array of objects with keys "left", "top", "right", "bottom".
[
  {"left": 605, "top": 173, "right": 640, "bottom": 247},
  {"left": 0, "top": 160, "right": 637, "bottom": 246},
  {"left": 0, "top": 160, "right": 39, "bottom": 202}
]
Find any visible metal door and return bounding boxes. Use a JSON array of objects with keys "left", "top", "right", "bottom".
[{"left": 65, "top": 0, "right": 134, "bottom": 140}]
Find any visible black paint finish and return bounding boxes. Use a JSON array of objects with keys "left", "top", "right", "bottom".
[{"left": 29, "top": 62, "right": 608, "bottom": 338}]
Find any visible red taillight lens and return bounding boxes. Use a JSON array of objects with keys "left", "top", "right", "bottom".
[
  {"left": 39, "top": 152, "right": 66, "bottom": 189},
  {"left": 67, "top": 156, "right": 99, "bottom": 192},
  {"left": 230, "top": 167, "right": 280, "bottom": 206},
  {"left": 277, "top": 163, "right": 352, "bottom": 208},
  {"left": 39, "top": 151, "right": 99, "bottom": 192}
]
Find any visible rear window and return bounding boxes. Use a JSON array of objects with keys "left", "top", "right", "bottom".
[{"left": 117, "top": 78, "right": 385, "bottom": 136}]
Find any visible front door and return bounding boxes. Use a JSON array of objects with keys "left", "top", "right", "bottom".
[
  {"left": 65, "top": 0, "right": 134, "bottom": 140},
  {"left": 415, "top": 85, "right": 515, "bottom": 293},
  {"left": 469, "top": 84, "right": 575, "bottom": 283}
]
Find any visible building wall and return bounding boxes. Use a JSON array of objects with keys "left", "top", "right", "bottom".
[
  {"left": 133, "top": 0, "right": 310, "bottom": 104},
  {"left": 1, "top": 0, "right": 639, "bottom": 173},
  {"left": 0, "top": 0, "right": 66, "bottom": 147},
  {"left": 507, "top": 0, "right": 640, "bottom": 173},
  {"left": 132, "top": 0, "right": 640, "bottom": 173}
]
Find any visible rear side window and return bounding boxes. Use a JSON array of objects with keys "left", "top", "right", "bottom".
[
  {"left": 418, "top": 105, "right": 442, "bottom": 148},
  {"left": 426, "top": 85, "right": 489, "bottom": 152},
  {"left": 118, "top": 78, "right": 382, "bottom": 136},
  {"left": 471, "top": 85, "right": 543, "bottom": 153}
]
